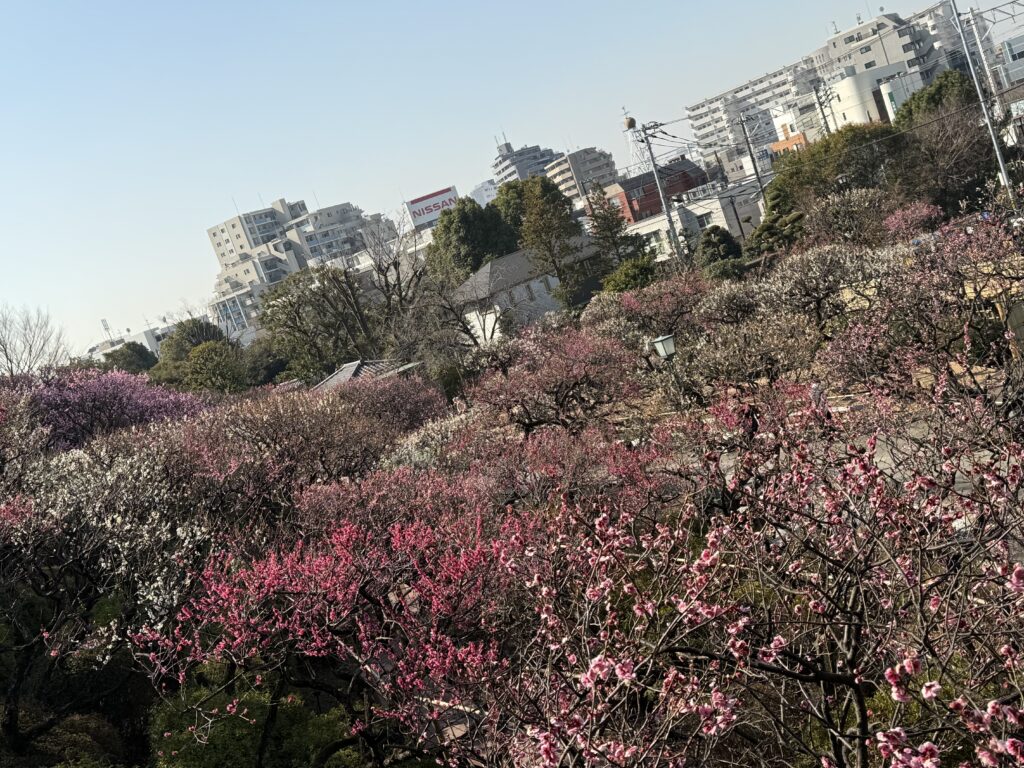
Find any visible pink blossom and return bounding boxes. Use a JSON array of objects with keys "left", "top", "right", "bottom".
[{"left": 921, "top": 681, "right": 941, "bottom": 701}]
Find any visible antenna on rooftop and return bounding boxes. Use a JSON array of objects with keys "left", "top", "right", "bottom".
[
  {"left": 101, "top": 319, "right": 112, "bottom": 342},
  {"left": 832, "top": 20, "right": 839, "bottom": 33}
]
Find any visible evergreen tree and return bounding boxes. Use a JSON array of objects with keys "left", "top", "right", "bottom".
[
  {"left": 695, "top": 225, "right": 742, "bottom": 267},
  {"left": 427, "top": 198, "right": 516, "bottom": 276},
  {"left": 519, "top": 178, "right": 585, "bottom": 306},
  {"left": 586, "top": 183, "right": 650, "bottom": 265},
  {"left": 103, "top": 341, "right": 157, "bottom": 373}
]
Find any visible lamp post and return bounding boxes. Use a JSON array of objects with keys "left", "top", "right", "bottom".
[{"left": 651, "top": 334, "right": 676, "bottom": 361}]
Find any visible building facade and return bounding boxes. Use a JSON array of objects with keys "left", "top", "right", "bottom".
[
  {"left": 86, "top": 323, "right": 177, "bottom": 362},
  {"left": 544, "top": 147, "right": 618, "bottom": 202},
  {"left": 208, "top": 198, "right": 388, "bottom": 341},
  {"left": 687, "top": 62, "right": 823, "bottom": 174},
  {"left": 470, "top": 179, "right": 499, "bottom": 207},
  {"left": 601, "top": 157, "right": 707, "bottom": 224},
  {"left": 492, "top": 141, "right": 563, "bottom": 186},
  {"left": 999, "top": 33, "right": 1024, "bottom": 87},
  {"left": 687, "top": 1, "right": 995, "bottom": 172},
  {"left": 625, "top": 179, "right": 764, "bottom": 260}
]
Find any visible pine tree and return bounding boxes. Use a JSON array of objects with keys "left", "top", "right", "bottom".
[
  {"left": 586, "top": 182, "right": 650, "bottom": 265},
  {"left": 519, "top": 178, "right": 584, "bottom": 306}
]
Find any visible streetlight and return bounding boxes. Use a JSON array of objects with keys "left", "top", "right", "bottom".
[{"left": 651, "top": 334, "right": 676, "bottom": 361}]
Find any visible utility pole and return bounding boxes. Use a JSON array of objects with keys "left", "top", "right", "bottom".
[
  {"left": 727, "top": 195, "right": 747, "bottom": 241},
  {"left": 968, "top": 8, "right": 1004, "bottom": 120},
  {"left": 739, "top": 114, "right": 767, "bottom": 200},
  {"left": 630, "top": 118, "right": 685, "bottom": 261},
  {"left": 951, "top": 0, "right": 1018, "bottom": 210},
  {"left": 813, "top": 82, "right": 833, "bottom": 136}
]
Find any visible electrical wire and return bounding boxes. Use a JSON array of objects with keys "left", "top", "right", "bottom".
[{"left": 755, "top": 96, "right": 987, "bottom": 176}]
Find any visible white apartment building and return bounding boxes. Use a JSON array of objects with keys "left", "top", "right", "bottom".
[
  {"left": 810, "top": 3, "right": 994, "bottom": 129},
  {"left": 492, "top": 141, "right": 563, "bottom": 186},
  {"left": 208, "top": 198, "right": 390, "bottom": 341},
  {"left": 687, "top": 62, "right": 822, "bottom": 172},
  {"left": 687, "top": 1, "right": 995, "bottom": 169},
  {"left": 544, "top": 147, "right": 618, "bottom": 202},
  {"left": 86, "top": 323, "right": 177, "bottom": 362},
  {"left": 470, "top": 179, "right": 499, "bottom": 207}
]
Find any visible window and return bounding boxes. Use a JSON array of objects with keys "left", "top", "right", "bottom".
[
  {"left": 864, "top": 60, "right": 876, "bottom": 69},
  {"left": 859, "top": 45, "right": 872, "bottom": 54},
  {"left": 1012, "top": 49, "right": 1024, "bottom": 62},
  {"left": 231, "top": 223, "right": 237, "bottom": 228},
  {"left": 696, "top": 213, "right": 714, "bottom": 230},
  {"left": 844, "top": 35, "right": 856, "bottom": 44}
]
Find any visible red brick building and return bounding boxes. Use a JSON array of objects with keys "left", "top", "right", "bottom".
[{"left": 602, "top": 156, "right": 707, "bottom": 224}]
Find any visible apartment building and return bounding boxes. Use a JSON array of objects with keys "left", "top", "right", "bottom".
[
  {"left": 687, "top": 1, "right": 995, "bottom": 170},
  {"left": 687, "top": 62, "right": 822, "bottom": 172},
  {"left": 544, "top": 147, "right": 618, "bottom": 202},
  {"left": 809, "top": 3, "right": 993, "bottom": 128},
  {"left": 998, "top": 32, "right": 1024, "bottom": 87},
  {"left": 208, "top": 198, "right": 389, "bottom": 341},
  {"left": 86, "top": 322, "right": 177, "bottom": 362},
  {"left": 492, "top": 141, "right": 563, "bottom": 186},
  {"left": 470, "top": 179, "right": 499, "bottom": 207},
  {"left": 601, "top": 156, "right": 707, "bottom": 224}
]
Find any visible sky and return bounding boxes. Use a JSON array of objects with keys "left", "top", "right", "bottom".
[{"left": 0, "top": 0, "right": 975, "bottom": 351}]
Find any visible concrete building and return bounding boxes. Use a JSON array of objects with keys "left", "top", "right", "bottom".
[
  {"left": 625, "top": 179, "right": 763, "bottom": 260},
  {"left": 813, "top": 4, "right": 995, "bottom": 129},
  {"left": 207, "top": 198, "right": 390, "bottom": 342},
  {"left": 86, "top": 323, "right": 177, "bottom": 362},
  {"left": 998, "top": 33, "right": 1024, "bottom": 87},
  {"left": 544, "top": 148, "right": 618, "bottom": 202},
  {"left": 601, "top": 156, "right": 707, "bottom": 224},
  {"left": 492, "top": 141, "right": 563, "bottom": 186},
  {"left": 687, "top": 62, "right": 823, "bottom": 173},
  {"left": 470, "top": 180, "right": 499, "bottom": 207},
  {"left": 687, "top": 1, "right": 996, "bottom": 169}
]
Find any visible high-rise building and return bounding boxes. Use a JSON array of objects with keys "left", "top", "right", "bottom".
[
  {"left": 470, "top": 180, "right": 499, "bottom": 207},
  {"left": 808, "top": 2, "right": 994, "bottom": 129},
  {"left": 207, "top": 198, "right": 388, "bottom": 341},
  {"left": 687, "top": 62, "right": 822, "bottom": 173},
  {"left": 998, "top": 32, "right": 1024, "bottom": 87},
  {"left": 687, "top": 1, "right": 995, "bottom": 171},
  {"left": 544, "top": 148, "right": 618, "bottom": 202},
  {"left": 492, "top": 141, "right": 563, "bottom": 186}
]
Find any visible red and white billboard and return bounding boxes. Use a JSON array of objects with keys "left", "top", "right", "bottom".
[{"left": 406, "top": 186, "right": 459, "bottom": 229}]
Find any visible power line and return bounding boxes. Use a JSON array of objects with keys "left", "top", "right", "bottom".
[{"left": 762, "top": 96, "right": 989, "bottom": 176}]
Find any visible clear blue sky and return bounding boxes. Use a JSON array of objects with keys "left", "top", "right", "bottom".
[{"left": 0, "top": 0, "right": 952, "bottom": 350}]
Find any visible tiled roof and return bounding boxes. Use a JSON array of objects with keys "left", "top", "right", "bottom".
[{"left": 312, "top": 359, "right": 420, "bottom": 392}]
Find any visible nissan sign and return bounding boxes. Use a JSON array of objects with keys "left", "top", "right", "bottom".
[{"left": 406, "top": 186, "right": 459, "bottom": 229}]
